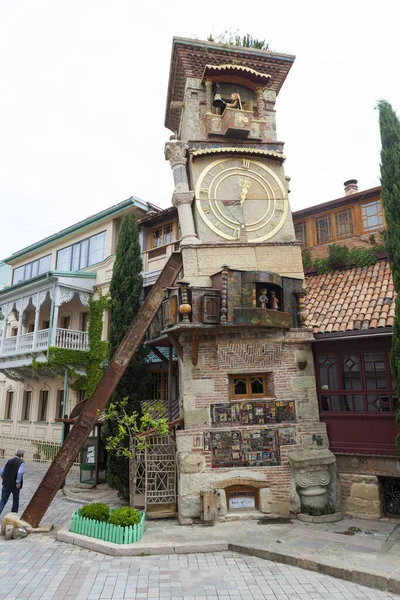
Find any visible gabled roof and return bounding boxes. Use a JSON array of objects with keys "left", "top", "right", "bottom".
[{"left": 305, "top": 260, "right": 396, "bottom": 334}]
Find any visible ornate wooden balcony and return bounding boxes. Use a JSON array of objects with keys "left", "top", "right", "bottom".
[{"left": 204, "top": 108, "right": 263, "bottom": 140}]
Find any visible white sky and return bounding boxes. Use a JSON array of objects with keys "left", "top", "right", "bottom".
[{"left": 0, "top": 0, "right": 399, "bottom": 259}]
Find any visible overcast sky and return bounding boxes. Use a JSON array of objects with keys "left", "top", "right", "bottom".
[{"left": 0, "top": 0, "right": 399, "bottom": 259}]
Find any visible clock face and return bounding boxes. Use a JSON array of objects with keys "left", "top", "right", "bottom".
[{"left": 195, "top": 157, "right": 288, "bottom": 242}]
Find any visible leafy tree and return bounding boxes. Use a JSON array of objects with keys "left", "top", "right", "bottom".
[
  {"left": 104, "top": 398, "right": 168, "bottom": 508},
  {"left": 101, "top": 212, "right": 149, "bottom": 499},
  {"left": 378, "top": 100, "right": 400, "bottom": 450}
]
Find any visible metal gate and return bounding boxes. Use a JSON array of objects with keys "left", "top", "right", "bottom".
[
  {"left": 381, "top": 477, "right": 400, "bottom": 517},
  {"left": 133, "top": 434, "right": 177, "bottom": 517}
]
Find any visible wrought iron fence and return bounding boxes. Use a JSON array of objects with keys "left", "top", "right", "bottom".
[{"left": 0, "top": 434, "right": 80, "bottom": 467}]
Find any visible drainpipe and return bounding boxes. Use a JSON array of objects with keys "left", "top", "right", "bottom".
[
  {"left": 46, "top": 275, "right": 57, "bottom": 360},
  {"left": 61, "top": 367, "right": 68, "bottom": 444}
]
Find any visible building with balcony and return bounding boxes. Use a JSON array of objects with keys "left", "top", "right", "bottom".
[{"left": 0, "top": 197, "right": 180, "bottom": 443}]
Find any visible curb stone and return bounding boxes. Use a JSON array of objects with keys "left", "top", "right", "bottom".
[
  {"left": 228, "top": 542, "right": 400, "bottom": 593},
  {"left": 56, "top": 527, "right": 229, "bottom": 556}
]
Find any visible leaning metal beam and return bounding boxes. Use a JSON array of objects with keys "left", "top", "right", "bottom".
[{"left": 22, "top": 252, "right": 183, "bottom": 528}]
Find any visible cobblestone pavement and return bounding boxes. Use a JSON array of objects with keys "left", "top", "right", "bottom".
[
  {"left": 0, "top": 543, "right": 399, "bottom": 600},
  {"left": 0, "top": 464, "right": 398, "bottom": 599}
]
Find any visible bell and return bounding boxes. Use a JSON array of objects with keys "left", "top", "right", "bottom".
[{"left": 212, "top": 93, "right": 225, "bottom": 110}]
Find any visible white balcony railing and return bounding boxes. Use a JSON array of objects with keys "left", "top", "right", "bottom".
[
  {"left": 0, "top": 328, "right": 88, "bottom": 358},
  {"left": 55, "top": 328, "right": 88, "bottom": 351}
]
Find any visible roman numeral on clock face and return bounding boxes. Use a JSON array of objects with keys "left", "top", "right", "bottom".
[
  {"left": 200, "top": 188, "right": 209, "bottom": 195},
  {"left": 242, "top": 159, "right": 250, "bottom": 169}
]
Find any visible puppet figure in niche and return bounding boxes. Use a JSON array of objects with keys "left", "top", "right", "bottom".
[
  {"left": 259, "top": 289, "right": 268, "bottom": 309},
  {"left": 269, "top": 291, "right": 279, "bottom": 311},
  {"left": 226, "top": 92, "right": 241, "bottom": 109}
]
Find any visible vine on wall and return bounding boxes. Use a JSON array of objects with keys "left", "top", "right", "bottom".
[{"left": 70, "top": 290, "right": 109, "bottom": 398}]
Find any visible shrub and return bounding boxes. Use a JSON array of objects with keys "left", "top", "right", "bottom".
[
  {"left": 79, "top": 502, "right": 110, "bottom": 522},
  {"left": 108, "top": 507, "right": 141, "bottom": 527}
]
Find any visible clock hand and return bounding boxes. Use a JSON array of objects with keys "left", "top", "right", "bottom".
[{"left": 239, "top": 178, "right": 251, "bottom": 206}]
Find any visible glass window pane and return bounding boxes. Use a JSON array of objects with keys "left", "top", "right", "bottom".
[
  {"left": 24, "top": 263, "right": 32, "bottom": 280},
  {"left": 153, "top": 227, "right": 162, "bottom": 248},
  {"left": 57, "top": 247, "right": 72, "bottom": 271},
  {"left": 341, "top": 355, "right": 361, "bottom": 389},
  {"left": 367, "top": 394, "right": 391, "bottom": 412},
  {"left": 251, "top": 377, "right": 264, "bottom": 395},
  {"left": 13, "top": 266, "right": 24, "bottom": 284},
  {"left": 38, "top": 255, "right": 51, "bottom": 274},
  {"left": 318, "top": 355, "right": 338, "bottom": 389},
  {"left": 71, "top": 244, "right": 81, "bottom": 271},
  {"left": 88, "top": 232, "right": 105, "bottom": 266},
  {"left": 315, "top": 215, "right": 332, "bottom": 244},
  {"left": 164, "top": 223, "right": 173, "bottom": 244},
  {"left": 31, "top": 261, "right": 39, "bottom": 277},
  {"left": 80, "top": 239, "right": 89, "bottom": 269},
  {"left": 233, "top": 378, "right": 247, "bottom": 396},
  {"left": 364, "top": 352, "right": 387, "bottom": 389}
]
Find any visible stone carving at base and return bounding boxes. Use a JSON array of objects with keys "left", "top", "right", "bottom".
[{"left": 289, "top": 448, "right": 341, "bottom": 515}]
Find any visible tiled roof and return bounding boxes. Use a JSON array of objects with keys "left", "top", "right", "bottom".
[
  {"left": 305, "top": 260, "right": 396, "bottom": 334},
  {"left": 146, "top": 348, "right": 177, "bottom": 363}
]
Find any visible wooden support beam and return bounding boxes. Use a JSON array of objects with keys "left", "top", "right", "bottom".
[
  {"left": 191, "top": 330, "right": 199, "bottom": 367},
  {"left": 21, "top": 252, "right": 183, "bottom": 528},
  {"left": 167, "top": 332, "right": 183, "bottom": 361}
]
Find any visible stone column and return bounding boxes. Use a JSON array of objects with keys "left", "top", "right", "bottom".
[
  {"left": 255, "top": 87, "right": 265, "bottom": 119},
  {"left": 205, "top": 79, "right": 213, "bottom": 113},
  {"left": 165, "top": 141, "right": 199, "bottom": 245}
]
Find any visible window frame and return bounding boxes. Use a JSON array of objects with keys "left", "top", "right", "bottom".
[
  {"left": 316, "top": 346, "right": 396, "bottom": 414},
  {"left": 151, "top": 222, "right": 174, "bottom": 249},
  {"left": 229, "top": 374, "right": 269, "bottom": 399},
  {"left": 21, "top": 390, "right": 32, "bottom": 421},
  {"left": 334, "top": 207, "right": 354, "bottom": 238},
  {"left": 4, "top": 391, "right": 13, "bottom": 420},
  {"left": 294, "top": 221, "right": 308, "bottom": 247},
  {"left": 56, "top": 389, "right": 64, "bottom": 420},
  {"left": 315, "top": 214, "right": 333, "bottom": 244},
  {"left": 56, "top": 231, "right": 106, "bottom": 272},
  {"left": 362, "top": 199, "right": 384, "bottom": 232},
  {"left": 147, "top": 371, "right": 168, "bottom": 402},
  {"left": 12, "top": 254, "right": 51, "bottom": 285},
  {"left": 38, "top": 390, "right": 49, "bottom": 422}
]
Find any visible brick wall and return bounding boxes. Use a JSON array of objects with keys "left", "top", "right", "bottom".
[{"left": 175, "top": 329, "right": 326, "bottom": 522}]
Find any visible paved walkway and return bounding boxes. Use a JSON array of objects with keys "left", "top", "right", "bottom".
[{"left": 0, "top": 463, "right": 399, "bottom": 599}]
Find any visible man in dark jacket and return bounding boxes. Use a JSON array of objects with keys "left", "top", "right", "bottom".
[{"left": 0, "top": 449, "right": 25, "bottom": 514}]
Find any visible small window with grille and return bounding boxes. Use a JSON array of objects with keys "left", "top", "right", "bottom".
[{"left": 230, "top": 374, "right": 268, "bottom": 399}]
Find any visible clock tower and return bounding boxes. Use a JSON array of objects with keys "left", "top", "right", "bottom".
[{"left": 160, "top": 37, "right": 338, "bottom": 524}]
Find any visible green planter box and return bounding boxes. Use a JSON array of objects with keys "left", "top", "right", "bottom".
[{"left": 70, "top": 509, "right": 145, "bottom": 544}]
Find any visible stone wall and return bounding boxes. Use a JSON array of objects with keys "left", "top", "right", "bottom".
[
  {"left": 175, "top": 328, "right": 331, "bottom": 523},
  {"left": 339, "top": 473, "right": 381, "bottom": 519}
]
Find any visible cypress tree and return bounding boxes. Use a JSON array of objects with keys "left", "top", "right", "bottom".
[
  {"left": 378, "top": 100, "right": 400, "bottom": 450},
  {"left": 101, "top": 212, "right": 149, "bottom": 498}
]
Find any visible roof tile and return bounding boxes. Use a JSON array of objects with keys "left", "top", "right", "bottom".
[{"left": 305, "top": 260, "right": 396, "bottom": 334}]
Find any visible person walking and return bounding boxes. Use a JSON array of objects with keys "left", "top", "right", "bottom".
[{"left": 0, "top": 449, "right": 25, "bottom": 515}]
